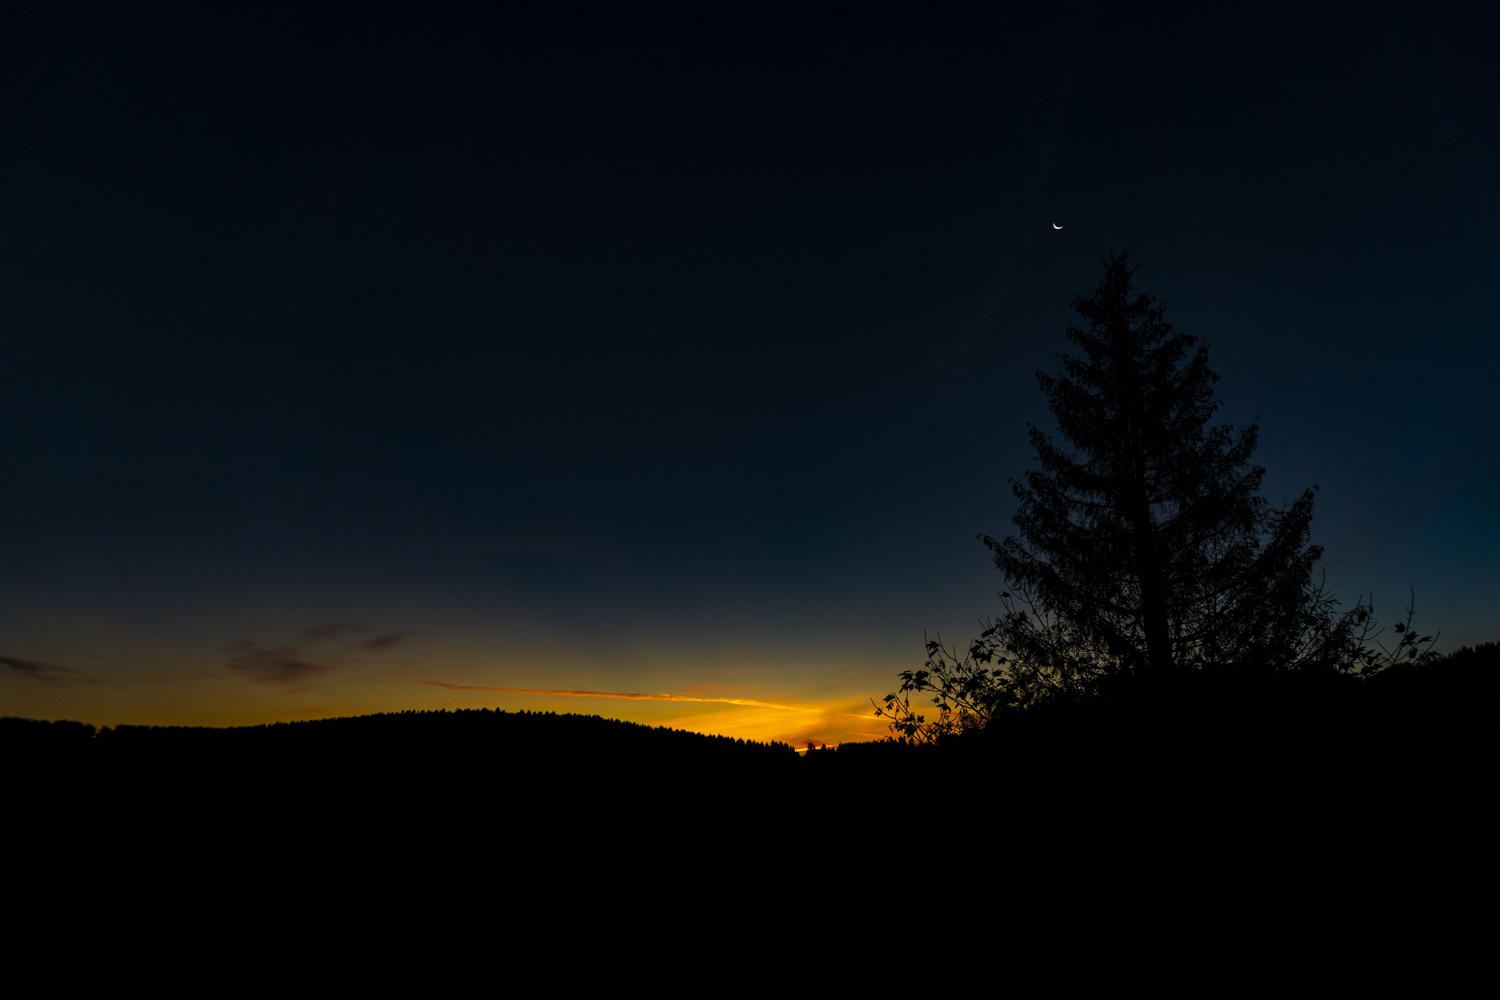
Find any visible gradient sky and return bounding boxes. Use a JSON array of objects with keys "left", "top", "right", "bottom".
[{"left": 4, "top": 2, "right": 1497, "bottom": 746}]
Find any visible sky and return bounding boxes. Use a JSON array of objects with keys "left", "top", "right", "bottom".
[{"left": 4, "top": 1, "right": 1497, "bottom": 746}]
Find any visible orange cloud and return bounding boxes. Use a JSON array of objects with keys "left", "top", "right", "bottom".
[{"left": 406, "top": 680, "right": 824, "bottom": 714}]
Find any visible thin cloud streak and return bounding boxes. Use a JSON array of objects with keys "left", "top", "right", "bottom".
[
  {"left": 406, "top": 680, "right": 854, "bottom": 716},
  {"left": 226, "top": 624, "right": 410, "bottom": 684},
  {"left": 1, "top": 654, "right": 70, "bottom": 684}
]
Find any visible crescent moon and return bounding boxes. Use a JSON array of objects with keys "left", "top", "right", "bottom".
[{"left": 1052, "top": 223, "right": 1063, "bottom": 230}]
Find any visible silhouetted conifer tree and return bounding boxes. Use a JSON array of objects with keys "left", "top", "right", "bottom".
[{"left": 982, "top": 252, "right": 1323, "bottom": 686}]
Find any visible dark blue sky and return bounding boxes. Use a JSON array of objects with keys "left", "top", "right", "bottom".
[{"left": 4, "top": 1, "right": 1496, "bottom": 742}]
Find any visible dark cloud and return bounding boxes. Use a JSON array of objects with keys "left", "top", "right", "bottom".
[
  {"left": 361, "top": 633, "right": 408, "bottom": 652},
  {"left": 0, "top": 655, "right": 69, "bottom": 684},
  {"left": 226, "top": 624, "right": 411, "bottom": 684},
  {"left": 224, "top": 641, "right": 331, "bottom": 685}
]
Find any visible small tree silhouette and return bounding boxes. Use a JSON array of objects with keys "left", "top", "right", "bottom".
[{"left": 871, "top": 632, "right": 1017, "bottom": 744}]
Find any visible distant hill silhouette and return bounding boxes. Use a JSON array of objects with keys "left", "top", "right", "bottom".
[
  {"left": 4, "top": 708, "right": 800, "bottom": 791},
  {"left": 9, "top": 649, "right": 1493, "bottom": 873}
]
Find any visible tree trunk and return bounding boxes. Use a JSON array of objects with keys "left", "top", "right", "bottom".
[{"left": 1128, "top": 481, "right": 1175, "bottom": 677}]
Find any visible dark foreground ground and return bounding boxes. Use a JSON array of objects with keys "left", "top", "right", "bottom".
[
  {"left": 11, "top": 654, "right": 1494, "bottom": 819},
  {"left": 8, "top": 651, "right": 1495, "bottom": 939}
]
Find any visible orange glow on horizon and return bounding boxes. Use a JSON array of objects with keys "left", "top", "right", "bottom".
[
  {"left": 2, "top": 656, "right": 897, "bottom": 748},
  {"left": 407, "top": 679, "right": 835, "bottom": 713},
  {"left": 404, "top": 679, "right": 880, "bottom": 746}
]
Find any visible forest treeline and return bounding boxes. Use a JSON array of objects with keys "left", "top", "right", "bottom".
[
  {"left": 3, "top": 707, "right": 797, "bottom": 767},
  {"left": 9, "top": 640, "right": 1495, "bottom": 774},
  {"left": 7, "top": 708, "right": 808, "bottom": 843},
  {"left": 7, "top": 645, "right": 1494, "bottom": 870}
]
